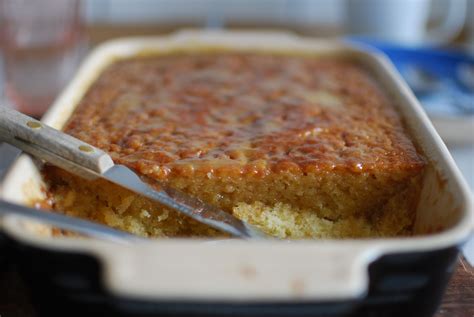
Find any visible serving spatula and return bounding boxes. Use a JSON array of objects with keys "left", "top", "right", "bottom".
[{"left": 0, "top": 106, "right": 267, "bottom": 239}]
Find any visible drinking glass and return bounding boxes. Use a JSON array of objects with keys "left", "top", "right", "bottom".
[{"left": 0, "top": 0, "right": 85, "bottom": 117}]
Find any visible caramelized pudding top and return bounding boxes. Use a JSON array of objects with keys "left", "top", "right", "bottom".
[{"left": 64, "top": 53, "right": 425, "bottom": 179}]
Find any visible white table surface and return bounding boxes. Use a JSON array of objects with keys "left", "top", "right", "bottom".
[{"left": 449, "top": 145, "right": 474, "bottom": 265}]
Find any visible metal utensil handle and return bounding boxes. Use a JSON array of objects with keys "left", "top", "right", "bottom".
[
  {"left": 0, "top": 200, "right": 144, "bottom": 244},
  {"left": 0, "top": 106, "right": 114, "bottom": 174}
]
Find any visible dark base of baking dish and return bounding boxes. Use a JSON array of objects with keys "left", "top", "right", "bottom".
[{"left": 2, "top": 234, "right": 459, "bottom": 317}]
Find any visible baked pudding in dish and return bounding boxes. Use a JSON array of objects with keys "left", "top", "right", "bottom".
[{"left": 43, "top": 52, "right": 425, "bottom": 239}]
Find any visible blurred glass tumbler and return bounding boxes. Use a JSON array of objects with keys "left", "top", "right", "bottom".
[{"left": 0, "top": 0, "right": 84, "bottom": 117}]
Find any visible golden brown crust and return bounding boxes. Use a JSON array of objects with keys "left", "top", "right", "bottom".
[
  {"left": 43, "top": 52, "right": 427, "bottom": 238},
  {"left": 64, "top": 53, "right": 424, "bottom": 180}
]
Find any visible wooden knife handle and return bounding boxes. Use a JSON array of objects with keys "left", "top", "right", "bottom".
[{"left": 0, "top": 106, "right": 114, "bottom": 175}]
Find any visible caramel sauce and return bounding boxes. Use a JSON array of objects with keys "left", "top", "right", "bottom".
[{"left": 64, "top": 53, "right": 425, "bottom": 179}]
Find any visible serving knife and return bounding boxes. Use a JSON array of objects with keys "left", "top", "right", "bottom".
[{"left": 0, "top": 106, "right": 267, "bottom": 239}]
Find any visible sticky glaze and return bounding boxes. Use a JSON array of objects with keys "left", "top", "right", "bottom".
[{"left": 63, "top": 53, "right": 425, "bottom": 179}]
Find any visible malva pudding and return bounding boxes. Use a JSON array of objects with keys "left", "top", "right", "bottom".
[{"left": 43, "top": 52, "right": 425, "bottom": 238}]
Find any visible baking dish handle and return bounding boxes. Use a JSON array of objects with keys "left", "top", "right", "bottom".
[{"left": 101, "top": 242, "right": 374, "bottom": 301}]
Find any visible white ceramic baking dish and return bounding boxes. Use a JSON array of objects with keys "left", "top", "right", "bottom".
[{"left": 0, "top": 30, "right": 472, "bottom": 316}]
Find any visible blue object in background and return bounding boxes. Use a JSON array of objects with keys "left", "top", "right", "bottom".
[{"left": 346, "top": 37, "right": 474, "bottom": 117}]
